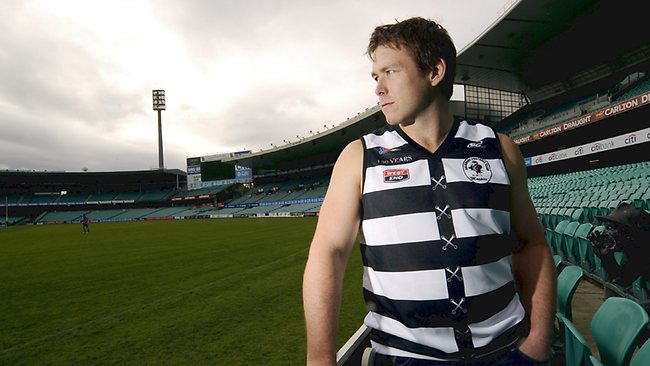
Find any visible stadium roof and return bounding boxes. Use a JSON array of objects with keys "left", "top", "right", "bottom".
[
  {"left": 225, "top": 101, "right": 466, "bottom": 172},
  {"left": 225, "top": 0, "right": 650, "bottom": 174},
  {"left": 455, "top": 0, "right": 649, "bottom": 101},
  {"left": 0, "top": 168, "right": 186, "bottom": 193},
  {"left": 225, "top": 106, "right": 385, "bottom": 172}
]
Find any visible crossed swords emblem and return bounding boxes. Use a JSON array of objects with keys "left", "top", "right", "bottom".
[
  {"left": 431, "top": 175, "right": 447, "bottom": 190},
  {"left": 450, "top": 297, "right": 468, "bottom": 315},
  {"left": 446, "top": 266, "right": 462, "bottom": 282},
  {"left": 435, "top": 205, "right": 451, "bottom": 220},
  {"left": 440, "top": 234, "right": 457, "bottom": 250}
]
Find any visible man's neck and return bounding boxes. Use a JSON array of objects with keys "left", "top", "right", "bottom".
[{"left": 400, "top": 99, "right": 454, "bottom": 154}]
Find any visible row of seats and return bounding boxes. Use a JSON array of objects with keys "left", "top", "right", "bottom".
[
  {"left": 5, "top": 189, "right": 179, "bottom": 205},
  {"left": 171, "top": 184, "right": 231, "bottom": 198},
  {"left": 228, "top": 176, "right": 328, "bottom": 206},
  {"left": 0, "top": 216, "right": 24, "bottom": 225},
  {"left": 556, "top": 264, "right": 650, "bottom": 366},
  {"left": 36, "top": 199, "right": 323, "bottom": 223},
  {"left": 535, "top": 161, "right": 650, "bottom": 303},
  {"left": 531, "top": 162, "right": 650, "bottom": 229},
  {"left": 505, "top": 76, "right": 650, "bottom": 139}
]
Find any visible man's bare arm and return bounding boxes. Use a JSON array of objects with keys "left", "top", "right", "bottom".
[
  {"left": 499, "top": 133, "right": 556, "bottom": 361},
  {"left": 303, "top": 140, "right": 363, "bottom": 366}
]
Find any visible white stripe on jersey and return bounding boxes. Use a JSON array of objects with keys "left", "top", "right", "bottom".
[
  {"left": 455, "top": 121, "right": 496, "bottom": 141},
  {"left": 469, "top": 296, "right": 526, "bottom": 348},
  {"left": 462, "top": 256, "right": 514, "bottom": 297},
  {"left": 451, "top": 208, "right": 511, "bottom": 238},
  {"left": 364, "top": 130, "right": 409, "bottom": 149},
  {"left": 364, "top": 312, "right": 459, "bottom": 353},
  {"left": 370, "top": 341, "right": 445, "bottom": 361},
  {"left": 442, "top": 158, "right": 510, "bottom": 185},
  {"left": 361, "top": 212, "right": 440, "bottom": 246},
  {"left": 363, "top": 266, "right": 449, "bottom": 301},
  {"left": 363, "top": 159, "right": 431, "bottom": 194}
]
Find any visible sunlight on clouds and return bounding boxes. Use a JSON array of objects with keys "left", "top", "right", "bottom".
[{"left": 2, "top": 0, "right": 515, "bottom": 171}]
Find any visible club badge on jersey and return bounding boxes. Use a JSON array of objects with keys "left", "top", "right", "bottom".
[{"left": 462, "top": 157, "right": 492, "bottom": 184}]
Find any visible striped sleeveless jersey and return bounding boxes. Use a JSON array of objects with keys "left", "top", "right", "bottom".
[{"left": 359, "top": 120, "right": 527, "bottom": 360}]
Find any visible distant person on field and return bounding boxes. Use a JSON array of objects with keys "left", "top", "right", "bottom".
[
  {"left": 82, "top": 213, "right": 90, "bottom": 234},
  {"left": 303, "top": 17, "right": 555, "bottom": 365}
]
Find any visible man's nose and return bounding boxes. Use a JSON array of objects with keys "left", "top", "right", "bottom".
[{"left": 375, "top": 79, "right": 386, "bottom": 96}]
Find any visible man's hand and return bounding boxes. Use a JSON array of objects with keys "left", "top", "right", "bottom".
[{"left": 517, "top": 336, "right": 551, "bottom": 362}]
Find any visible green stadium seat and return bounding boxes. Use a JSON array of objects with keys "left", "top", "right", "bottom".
[
  {"left": 573, "top": 223, "right": 594, "bottom": 272},
  {"left": 617, "top": 192, "right": 632, "bottom": 201},
  {"left": 561, "top": 315, "right": 593, "bottom": 366},
  {"left": 541, "top": 207, "right": 553, "bottom": 228},
  {"left": 591, "top": 297, "right": 649, "bottom": 366},
  {"left": 557, "top": 265, "right": 583, "bottom": 322},
  {"left": 558, "top": 206, "right": 571, "bottom": 224},
  {"left": 590, "top": 355, "right": 605, "bottom": 366},
  {"left": 630, "top": 192, "right": 644, "bottom": 208},
  {"left": 545, "top": 227, "right": 555, "bottom": 254},
  {"left": 559, "top": 221, "right": 581, "bottom": 264},
  {"left": 570, "top": 207, "right": 586, "bottom": 223},
  {"left": 631, "top": 338, "right": 650, "bottom": 366},
  {"left": 563, "top": 206, "right": 574, "bottom": 217},
  {"left": 548, "top": 207, "right": 561, "bottom": 229},
  {"left": 597, "top": 200, "right": 613, "bottom": 218},
  {"left": 585, "top": 201, "right": 601, "bottom": 222},
  {"left": 551, "top": 220, "right": 570, "bottom": 256},
  {"left": 642, "top": 192, "right": 650, "bottom": 211}
]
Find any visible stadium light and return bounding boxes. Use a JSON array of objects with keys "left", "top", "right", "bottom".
[{"left": 152, "top": 90, "right": 166, "bottom": 169}]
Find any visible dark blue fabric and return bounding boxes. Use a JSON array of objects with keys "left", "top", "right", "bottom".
[{"left": 372, "top": 347, "right": 548, "bottom": 366}]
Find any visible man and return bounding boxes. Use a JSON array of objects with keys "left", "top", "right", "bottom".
[
  {"left": 303, "top": 17, "right": 555, "bottom": 365},
  {"left": 82, "top": 213, "right": 90, "bottom": 234}
]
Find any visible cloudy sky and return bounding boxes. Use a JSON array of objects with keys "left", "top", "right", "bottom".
[{"left": 0, "top": 0, "right": 514, "bottom": 172}]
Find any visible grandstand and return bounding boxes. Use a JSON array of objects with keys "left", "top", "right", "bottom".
[
  {"left": 1, "top": 0, "right": 649, "bottom": 364},
  {"left": 0, "top": 169, "right": 193, "bottom": 224}
]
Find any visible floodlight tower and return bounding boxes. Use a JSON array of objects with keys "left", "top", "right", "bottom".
[{"left": 152, "top": 90, "right": 166, "bottom": 169}]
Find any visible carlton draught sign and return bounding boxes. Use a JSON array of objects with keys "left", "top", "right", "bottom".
[{"left": 515, "top": 92, "right": 650, "bottom": 145}]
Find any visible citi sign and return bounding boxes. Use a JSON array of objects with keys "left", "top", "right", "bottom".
[{"left": 625, "top": 134, "right": 637, "bottom": 144}]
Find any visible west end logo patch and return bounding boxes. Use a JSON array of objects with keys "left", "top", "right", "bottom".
[
  {"left": 462, "top": 157, "right": 492, "bottom": 184},
  {"left": 383, "top": 169, "right": 410, "bottom": 183}
]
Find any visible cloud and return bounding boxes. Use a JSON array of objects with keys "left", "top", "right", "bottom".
[{"left": 0, "top": 0, "right": 512, "bottom": 172}]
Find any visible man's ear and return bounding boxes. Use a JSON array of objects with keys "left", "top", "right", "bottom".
[{"left": 429, "top": 58, "right": 447, "bottom": 87}]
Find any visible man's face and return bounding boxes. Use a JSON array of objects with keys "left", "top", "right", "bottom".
[{"left": 371, "top": 45, "right": 435, "bottom": 126}]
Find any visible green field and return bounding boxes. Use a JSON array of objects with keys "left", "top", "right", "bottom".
[{"left": 0, "top": 218, "right": 367, "bottom": 365}]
